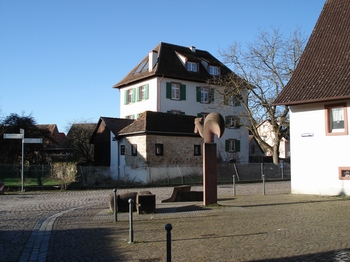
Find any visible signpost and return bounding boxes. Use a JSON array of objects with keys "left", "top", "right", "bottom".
[{"left": 3, "top": 129, "right": 42, "bottom": 191}]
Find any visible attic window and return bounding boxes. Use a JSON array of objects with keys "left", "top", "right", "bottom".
[
  {"left": 134, "top": 60, "right": 149, "bottom": 74},
  {"left": 186, "top": 62, "right": 198, "bottom": 72},
  {"left": 209, "top": 65, "right": 219, "bottom": 76}
]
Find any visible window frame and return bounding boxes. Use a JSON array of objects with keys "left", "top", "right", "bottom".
[
  {"left": 325, "top": 103, "right": 348, "bottom": 136},
  {"left": 196, "top": 86, "right": 214, "bottom": 104},
  {"left": 138, "top": 84, "right": 149, "bottom": 101},
  {"left": 186, "top": 61, "right": 198, "bottom": 72},
  {"left": 209, "top": 65, "right": 219, "bottom": 76},
  {"left": 225, "top": 116, "right": 240, "bottom": 129},
  {"left": 194, "top": 145, "right": 201, "bottom": 156},
  {"left": 131, "top": 144, "right": 137, "bottom": 156},
  {"left": 339, "top": 167, "right": 350, "bottom": 180},
  {"left": 225, "top": 139, "right": 240, "bottom": 153},
  {"left": 155, "top": 144, "right": 163, "bottom": 156},
  {"left": 120, "top": 145, "right": 125, "bottom": 155},
  {"left": 166, "top": 82, "right": 186, "bottom": 101}
]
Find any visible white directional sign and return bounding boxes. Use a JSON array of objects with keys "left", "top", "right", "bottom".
[
  {"left": 24, "top": 138, "right": 43, "bottom": 144},
  {"left": 3, "top": 133, "right": 24, "bottom": 139}
]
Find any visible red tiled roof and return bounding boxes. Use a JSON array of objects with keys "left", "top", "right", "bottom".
[{"left": 274, "top": 0, "right": 350, "bottom": 105}]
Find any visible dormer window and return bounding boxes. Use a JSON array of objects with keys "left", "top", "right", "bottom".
[
  {"left": 209, "top": 65, "right": 219, "bottom": 76},
  {"left": 186, "top": 62, "right": 198, "bottom": 72}
]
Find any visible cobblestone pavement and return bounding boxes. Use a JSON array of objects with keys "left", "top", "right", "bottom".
[{"left": 1, "top": 181, "right": 350, "bottom": 261}]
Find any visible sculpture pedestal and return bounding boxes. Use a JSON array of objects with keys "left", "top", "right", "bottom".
[{"left": 203, "top": 143, "right": 217, "bottom": 206}]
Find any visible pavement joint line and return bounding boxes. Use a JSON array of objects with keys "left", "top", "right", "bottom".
[{"left": 18, "top": 204, "right": 97, "bottom": 262}]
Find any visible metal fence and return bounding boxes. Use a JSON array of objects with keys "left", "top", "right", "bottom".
[{"left": 0, "top": 162, "right": 290, "bottom": 188}]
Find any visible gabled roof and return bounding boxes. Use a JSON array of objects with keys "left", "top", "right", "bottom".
[
  {"left": 113, "top": 42, "right": 233, "bottom": 88},
  {"left": 90, "top": 117, "right": 135, "bottom": 141},
  {"left": 117, "top": 111, "right": 200, "bottom": 137},
  {"left": 274, "top": 0, "right": 350, "bottom": 106},
  {"left": 67, "top": 123, "right": 97, "bottom": 137}
]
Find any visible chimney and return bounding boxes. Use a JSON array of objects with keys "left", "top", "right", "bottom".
[
  {"left": 189, "top": 46, "right": 196, "bottom": 52},
  {"left": 149, "top": 50, "right": 158, "bottom": 72}
]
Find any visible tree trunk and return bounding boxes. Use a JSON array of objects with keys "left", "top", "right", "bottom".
[{"left": 272, "top": 144, "right": 279, "bottom": 165}]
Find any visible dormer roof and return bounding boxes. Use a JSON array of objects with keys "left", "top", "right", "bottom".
[
  {"left": 274, "top": 0, "right": 350, "bottom": 106},
  {"left": 113, "top": 42, "right": 232, "bottom": 89}
]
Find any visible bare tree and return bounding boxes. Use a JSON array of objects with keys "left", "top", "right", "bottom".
[
  {"left": 0, "top": 113, "right": 53, "bottom": 164},
  {"left": 65, "top": 122, "right": 96, "bottom": 164},
  {"left": 209, "top": 28, "right": 306, "bottom": 164}
]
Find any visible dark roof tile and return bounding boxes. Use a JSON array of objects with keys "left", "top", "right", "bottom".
[
  {"left": 113, "top": 42, "right": 232, "bottom": 88},
  {"left": 118, "top": 111, "right": 199, "bottom": 137},
  {"left": 274, "top": 0, "right": 350, "bottom": 105}
]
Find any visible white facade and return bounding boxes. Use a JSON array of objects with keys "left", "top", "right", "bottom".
[
  {"left": 256, "top": 120, "right": 290, "bottom": 159},
  {"left": 289, "top": 100, "right": 350, "bottom": 195},
  {"left": 119, "top": 76, "right": 249, "bottom": 163}
]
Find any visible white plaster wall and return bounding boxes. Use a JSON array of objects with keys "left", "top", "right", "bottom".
[
  {"left": 290, "top": 101, "right": 350, "bottom": 195},
  {"left": 119, "top": 78, "right": 158, "bottom": 118},
  {"left": 121, "top": 165, "right": 202, "bottom": 184},
  {"left": 119, "top": 76, "right": 249, "bottom": 163}
]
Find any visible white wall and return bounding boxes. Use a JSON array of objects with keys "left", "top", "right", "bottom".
[
  {"left": 290, "top": 101, "right": 350, "bottom": 195},
  {"left": 119, "top": 76, "right": 249, "bottom": 163},
  {"left": 120, "top": 78, "right": 158, "bottom": 118}
]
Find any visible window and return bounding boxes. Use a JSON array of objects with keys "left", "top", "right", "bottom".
[
  {"left": 196, "top": 86, "right": 214, "bottom": 104},
  {"left": 224, "top": 94, "right": 241, "bottom": 106},
  {"left": 197, "top": 112, "right": 209, "bottom": 119},
  {"left": 225, "top": 116, "right": 240, "bottom": 129},
  {"left": 186, "top": 62, "right": 198, "bottom": 72},
  {"left": 137, "top": 84, "right": 149, "bottom": 101},
  {"left": 339, "top": 167, "right": 350, "bottom": 180},
  {"left": 166, "top": 82, "right": 186, "bottom": 100},
  {"left": 120, "top": 145, "right": 125, "bottom": 155},
  {"left": 124, "top": 89, "right": 134, "bottom": 104},
  {"left": 209, "top": 65, "right": 219, "bottom": 76},
  {"left": 131, "top": 144, "right": 137, "bottom": 156},
  {"left": 194, "top": 145, "right": 201, "bottom": 156},
  {"left": 325, "top": 103, "right": 348, "bottom": 135},
  {"left": 155, "top": 144, "right": 163, "bottom": 156},
  {"left": 225, "top": 139, "right": 240, "bottom": 153},
  {"left": 167, "top": 110, "right": 185, "bottom": 115}
]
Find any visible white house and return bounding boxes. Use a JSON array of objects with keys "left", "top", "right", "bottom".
[
  {"left": 256, "top": 120, "right": 290, "bottom": 159},
  {"left": 274, "top": 0, "right": 350, "bottom": 195},
  {"left": 113, "top": 42, "right": 249, "bottom": 164}
]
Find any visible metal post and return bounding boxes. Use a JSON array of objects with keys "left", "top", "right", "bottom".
[
  {"left": 20, "top": 129, "right": 24, "bottom": 192},
  {"left": 165, "top": 223, "right": 172, "bottom": 262},
  {"left": 128, "top": 198, "right": 134, "bottom": 243},
  {"left": 262, "top": 174, "right": 265, "bottom": 195},
  {"left": 113, "top": 188, "right": 117, "bottom": 222},
  {"left": 233, "top": 174, "right": 236, "bottom": 196}
]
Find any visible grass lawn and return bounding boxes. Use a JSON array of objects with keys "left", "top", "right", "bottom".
[{"left": 3, "top": 177, "right": 64, "bottom": 187}]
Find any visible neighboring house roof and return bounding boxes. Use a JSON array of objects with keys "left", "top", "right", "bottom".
[
  {"left": 274, "top": 0, "right": 350, "bottom": 105},
  {"left": 67, "top": 123, "right": 97, "bottom": 137},
  {"left": 117, "top": 111, "right": 200, "bottom": 137},
  {"left": 90, "top": 117, "right": 135, "bottom": 142},
  {"left": 37, "top": 124, "right": 66, "bottom": 144},
  {"left": 113, "top": 42, "right": 233, "bottom": 88}
]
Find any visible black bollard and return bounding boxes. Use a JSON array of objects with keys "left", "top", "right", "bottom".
[
  {"left": 165, "top": 223, "right": 173, "bottom": 262},
  {"left": 128, "top": 199, "right": 134, "bottom": 243},
  {"left": 113, "top": 188, "right": 117, "bottom": 222}
]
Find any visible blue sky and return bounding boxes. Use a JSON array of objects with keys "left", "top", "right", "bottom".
[{"left": 0, "top": 0, "right": 326, "bottom": 133}]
